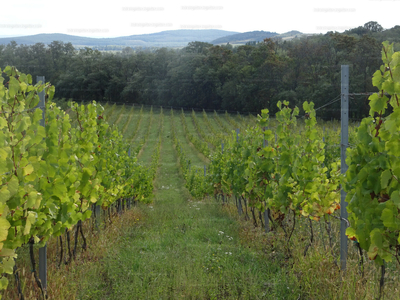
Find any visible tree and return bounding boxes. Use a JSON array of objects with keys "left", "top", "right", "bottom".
[
  {"left": 364, "top": 21, "right": 383, "bottom": 33},
  {"left": 183, "top": 41, "right": 213, "bottom": 54},
  {"left": 121, "top": 47, "right": 134, "bottom": 56}
]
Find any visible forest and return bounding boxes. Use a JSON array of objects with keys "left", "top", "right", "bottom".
[{"left": 1, "top": 21, "right": 399, "bottom": 120}]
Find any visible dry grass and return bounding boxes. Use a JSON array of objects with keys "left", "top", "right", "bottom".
[
  {"left": 219, "top": 199, "right": 400, "bottom": 300},
  {"left": 3, "top": 207, "right": 144, "bottom": 300}
]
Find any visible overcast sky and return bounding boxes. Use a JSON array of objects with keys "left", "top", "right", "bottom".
[{"left": 0, "top": 0, "right": 398, "bottom": 38}]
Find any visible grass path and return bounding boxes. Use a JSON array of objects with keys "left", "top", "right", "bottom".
[{"left": 75, "top": 111, "right": 296, "bottom": 299}]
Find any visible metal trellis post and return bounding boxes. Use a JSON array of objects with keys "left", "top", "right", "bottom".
[
  {"left": 37, "top": 76, "right": 47, "bottom": 290},
  {"left": 340, "top": 65, "right": 349, "bottom": 271}
]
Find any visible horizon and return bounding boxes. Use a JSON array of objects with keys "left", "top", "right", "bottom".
[
  {"left": 0, "top": 29, "right": 305, "bottom": 40},
  {"left": 0, "top": 0, "right": 397, "bottom": 39}
]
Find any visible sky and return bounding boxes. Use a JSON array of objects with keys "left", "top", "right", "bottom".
[{"left": 0, "top": 0, "right": 398, "bottom": 38}]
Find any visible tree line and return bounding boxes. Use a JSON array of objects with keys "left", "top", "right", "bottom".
[{"left": 1, "top": 21, "right": 399, "bottom": 120}]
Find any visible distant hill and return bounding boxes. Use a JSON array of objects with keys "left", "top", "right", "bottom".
[
  {"left": 211, "top": 31, "right": 278, "bottom": 45},
  {"left": 0, "top": 29, "right": 240, "bottom": 48},
  {"left": 274, "top": 30, "right": 304, "bottom": 40},
  {"left": 211, "top": 30, "right": 306, "bottom": 45}
]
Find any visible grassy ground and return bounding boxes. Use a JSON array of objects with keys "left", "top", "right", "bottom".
[
  {"left": 4, "top": 105, "right": 400, "bottom": 299},
  {"left": 70, "top": 110, "right": 297, "bottom": 299}
]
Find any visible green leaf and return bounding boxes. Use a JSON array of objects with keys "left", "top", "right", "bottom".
[
  {"left": 8, "top": 77, "right": 19, "bottom": 98},
  {"left": 382, "top": 80, "right": 395, "bottom": 94},
  {"left": 391, "top": 190, "right": 400, "bottom": 208},
  {"left": 370, "top": 228, "right": 383, "bottom": 248},
  {"left": 346, "top": 227, "right": 356, "bottom": 239},
  {"left": 53, "top": 181, "right": 67, "bottom": 200},
  {"left": 369, "top": 93, "right": 387, "bottom": 115},
  {"left": 23, "top": 164, "right": 34, "bottom": 176},
  {"left": 0, "top": 118, "right": 6, "bottom": 129},
  {"left": 0, "top": 188, "right": 10, "bottom": 202},
  {"left": 386, "top": 138, "right": 400, "bottom": 156},
  {"left": 7, "top": 176, "right": 19, "bottom": 197},
  {"left": 0, "top": 218, "right": 10, "bottom": 242},
  {"left": 26, "top": 192, "right": 38, "bottom": 208},
  {"left": 381, "top": 169, "right": 392, "bottom": 189},
  {"left": 0, "top": 275, "right": 8, "bottom": 291},
  {"left": 372, "top": 70, "right": 383, "bottom": 88},
  {"left": 17, "top": 116, "right": 31, "bottom": 133},
  {"left": 1, "top": 257, "right": 14, "bottom": 274},
  {"left": 23, "top": 212, "right": 36, "bottom": 235},
  {"left": 381, "top": 208, "right": 395, "bottom": 228}
]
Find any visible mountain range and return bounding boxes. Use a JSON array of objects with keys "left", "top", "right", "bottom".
[{"left": 0, "top": 29, "right": 306, "bottom": 49}]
